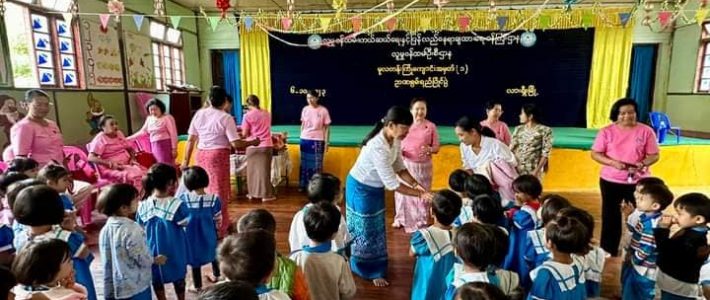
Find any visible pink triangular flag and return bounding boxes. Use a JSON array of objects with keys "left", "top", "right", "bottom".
[
  {"left": 385, "top": 17, "right": 397, "bottom": 32},
  {"left": 658, "top": 11, "right": 672, "bottom": 27},
  {"left": 99, "top": 14, "right": 111, "bottom": 29},
  {"left": 458, "top": 15, "right": 471, "bottom": 32},
  {"left": 281, "top": 17, "right": 293, "bottom": 30},
  {"left": 351, "top": 16, "right": 362, "bottom": 32}
]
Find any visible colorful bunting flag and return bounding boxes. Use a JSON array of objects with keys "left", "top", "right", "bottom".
[
  {"left": 619, "top": 12, "right": 631, "bottom": 27},
  {"left": 243, "top": 16, "right": 254, "bottom": 30},
  {"left": 497, "top": 16, "right": 508, "bottom": 30},
  {"left": 582, "top": 13, "right": 593, "bottom": 28},
  {"left": 133, "top": 14, "right": 145, "bottom": 30},
  {"left": 458, "top": 15, "right": 471, "bottom": 32},
  {"left": 385, "top": 17, "right": 397, "bottom": 32},
  {"left": 658, "top": 11, "right": 672, "bottom": 27},
  {"left": 62, "top": 13, "right": 73, "bottom": 25},
  {"left": 281, "top": 17, "right": 293, "bottom": 30},
  {"left": 208, "top": 16, "right": 220, "bottom": 31},
  {"left": 351, "top": 16, "right": 362, "bottom": 32},
  {"left": 170, "top": 16, "right": 182, "bottom": 29},
  {"left": 320, "top": 17, "right": 332, "bottom": 32},
  {"left": 99, "top": 14, "right": 110, "bottom": 30}
]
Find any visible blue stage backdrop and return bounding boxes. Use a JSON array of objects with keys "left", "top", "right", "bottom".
[{"left": 268, "top": 29, "right": 594, "bottom": 127}]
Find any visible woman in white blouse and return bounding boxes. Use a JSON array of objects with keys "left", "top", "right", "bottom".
[
  {"left": 346, "top": 106, "right": 433, "bottom": 287},
  {"left": 455, "top": 116, "right": 518, "bottom": 208}
]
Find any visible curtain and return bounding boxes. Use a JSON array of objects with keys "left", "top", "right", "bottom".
[
  {"left": 586, "top": 25, "right": 635, "bottom": 128},
  {"left": 628, "top": 44, "right": 657, "bottom": 123},
  {"left": 239, "top": 27, "right": 272, "bottom": 113},
  {"left": 222, "top": 50, "right": 242, "bottom": 124}
]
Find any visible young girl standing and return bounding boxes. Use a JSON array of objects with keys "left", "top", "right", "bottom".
[
  {"left": 178, "top": 166, "right": 222, "bottom": 292},
  {"left": 137, "top": 163, "right": 190, "bottom": 300},
  {"left": 298, "top": 90, "right": 331, "bottom": 192},
  {"left": 98, "top": 183, "right": 164, "bottom": 300},
  {"left": 503, "top": 175, "right": 542, "bottom": 288}
]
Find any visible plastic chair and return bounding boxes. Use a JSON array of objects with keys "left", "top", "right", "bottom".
[{"left": 649, "top": 112, "right": 681, "bottom": 144}]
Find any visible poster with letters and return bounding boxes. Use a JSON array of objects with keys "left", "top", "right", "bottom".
[{"left": 80, "top": 18, "right": 124, "bottom": 88}]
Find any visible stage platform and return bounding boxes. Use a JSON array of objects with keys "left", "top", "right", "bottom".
[{"left": 177, "top": 126, "right": 710, "bottom": 192}]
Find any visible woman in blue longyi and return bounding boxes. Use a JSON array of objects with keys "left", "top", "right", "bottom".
[{"left": 346, "top": 106, "right": 433, "bottom": 287}]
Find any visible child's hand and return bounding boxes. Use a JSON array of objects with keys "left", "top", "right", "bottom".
[
  {"left": 620, "top": 201, "right": 634, "bottom": 216},
  {"left": 154, "top": 255, "right": 168, "bottom": 265},
  {"left": 59, "top": 269, "right": 76, "bottom": 288},
  {"left": 658, "top": 215, "right": 675, "bottom": 228},
  {"left": 61, "top": 212, "right": 77, "bottom": 232}
]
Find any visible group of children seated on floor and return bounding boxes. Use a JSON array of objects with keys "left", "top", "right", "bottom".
[{"left": 0, "top": 156, "right": 708, "bottom": 300}]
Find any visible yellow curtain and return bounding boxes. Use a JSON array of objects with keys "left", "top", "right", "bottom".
[
  {"left": 585, "top": 25, "right": 634, "bottom": 128},
  {"left": 239, "top": 27, "right": 273, "bottom": 112}
]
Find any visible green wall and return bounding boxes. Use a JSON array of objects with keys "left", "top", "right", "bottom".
[
  {"left": 198, "top": 18, "right": 239, "bottom": 98},
  {"left": 663, "top": 1, "right": 710, "bottom": 133}
]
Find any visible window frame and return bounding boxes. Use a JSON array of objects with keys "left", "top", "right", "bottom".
[
  {"left": 150, "top": 20, "right": 184, "bottom": 91},
  {"left": 696, "top": 22, "right": 710, "bottom": 93},
  {"left": 9, "top": 1, "right": 83, "bottom": 89}
]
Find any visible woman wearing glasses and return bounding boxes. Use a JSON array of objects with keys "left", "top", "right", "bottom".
[{"left": 6, "top": 89, "right": 64, "bottom": 166}]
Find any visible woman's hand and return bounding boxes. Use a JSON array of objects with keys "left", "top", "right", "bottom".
[
  {"left": 610, "top": 160, "right": 627, "bottom": 170},
  {"left": 180, "top": 161, "right": 189, "bottom": 170},
  {"left": 419, "top": 192, "right": 433, "bottom": 202}
]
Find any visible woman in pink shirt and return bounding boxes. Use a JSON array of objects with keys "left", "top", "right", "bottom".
[
  {"left": 182, "top": 86, "right": 258, "bottom": 235},
  {"left": 480, "top": 101, "right": 511, "bottom": 145},
  {"left": 242, "top": 95, "right": 275, "bottom": 201},
  {"left": 8, "top": 89, "right": 64, "bottom": 167},
  {"left": 87, "top": 116, "right": 147, "bottom": 190},
  {"left": 128, "top": 99, "right": 177, "bottom": 165},
  {"left": 393, "top": 98, "right": 440, "bottom": 232},
  {"left": 591, "top": 98, "right": 660, "bottom": 256},
  {"left": 298, "top": 90, "right": 331, "bottom": 192}
]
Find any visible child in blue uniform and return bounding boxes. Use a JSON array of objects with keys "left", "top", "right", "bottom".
[
  {"left": 622, "top": 183, "right": 673, "bottom": 300},
  {"left": 528, "top": 209, "right": 590, "bottom": 300},
  {"left": 504, "top": 175, "right": 542, "bottom": 288},
  {"left": 470, "top": 194, "right": 507, "bottom": 236},
  {"left": 11, "top": 184, "right": 96, "bottom": 300},
  {"left": 410, "top": 190, "right": 461, "bottom": 300},
  {"left": 449, "top": 170, "right": 472, "bottom": 227},
  {"left": 445, "top": 223, "right": 520, "bottom": 299},
  {"left": 137, "top": 163, "right": 190, "bottom": 300},
  {"left": 0, "top": 223, "right": 13, "bottom": 266},
  {"left": 37, "top": 165, "right": 77, "bottom": 231},
  {"left": 524, "top": 195, "right": 571, "bottom": 272},
  {"left": 178, "top": 166, "right": 222, "bottom": 292},
  {"left": 655, "top": 193, "right": 710, "bottom": 299},
  {"left": 97, "top": 184, "right": 157, "bottom": 300},
  {"left": 219, "top": 231, "right": 291, "bottom": 300}
]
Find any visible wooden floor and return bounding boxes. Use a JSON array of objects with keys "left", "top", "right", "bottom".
[{"left": 84, "top": 186, "right": 709, "bottom": 300}]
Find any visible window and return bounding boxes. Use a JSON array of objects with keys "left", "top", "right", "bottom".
[
  {"left": 150, "top": 21, "right": 184, "bottom": 90},
  {"left": 4, "top": 1, "right": 80, "bottom": 88},
  {"left": 697, "top": 23, "right": 710, "bottom": 92}
]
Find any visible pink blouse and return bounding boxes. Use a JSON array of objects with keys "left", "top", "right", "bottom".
[
  {"left": 88, "top": 131, "right": 132, "bottom": 165},
  {"left": 300, "top": 105, "right": 331, "bottom": 141},
  {"left": 480, "top": 120, "right": 511, "bottom": 145},
  {"left": 592, "top": 123, "right": 659, "bottom": 184},
  {"left": 401, "top": 119, "right": 440, "bottom": 163},
  {"left": 10, "top": 118, "right": 64, "bottom": 166},
  {"left": 187, "top": 107, "right": 240, "bottom": 150},
  {"left": 134, "top": 115, "right": 178, "bottom": 150},
  {"left": 242, "top": 109, "right": 273, "bottom": 148}
]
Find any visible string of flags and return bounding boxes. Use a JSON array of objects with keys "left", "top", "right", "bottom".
[{"left": 22, "top": 0, "right": 704, "bottom": 33}]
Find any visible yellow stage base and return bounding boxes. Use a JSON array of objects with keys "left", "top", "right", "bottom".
[{"left": 177, "top": 144, "right": 710, "bottom": 192}]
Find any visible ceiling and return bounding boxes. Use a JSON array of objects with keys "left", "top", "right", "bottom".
[{"left": 172, "top": 0, "right": 639, "bottom": 12}]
